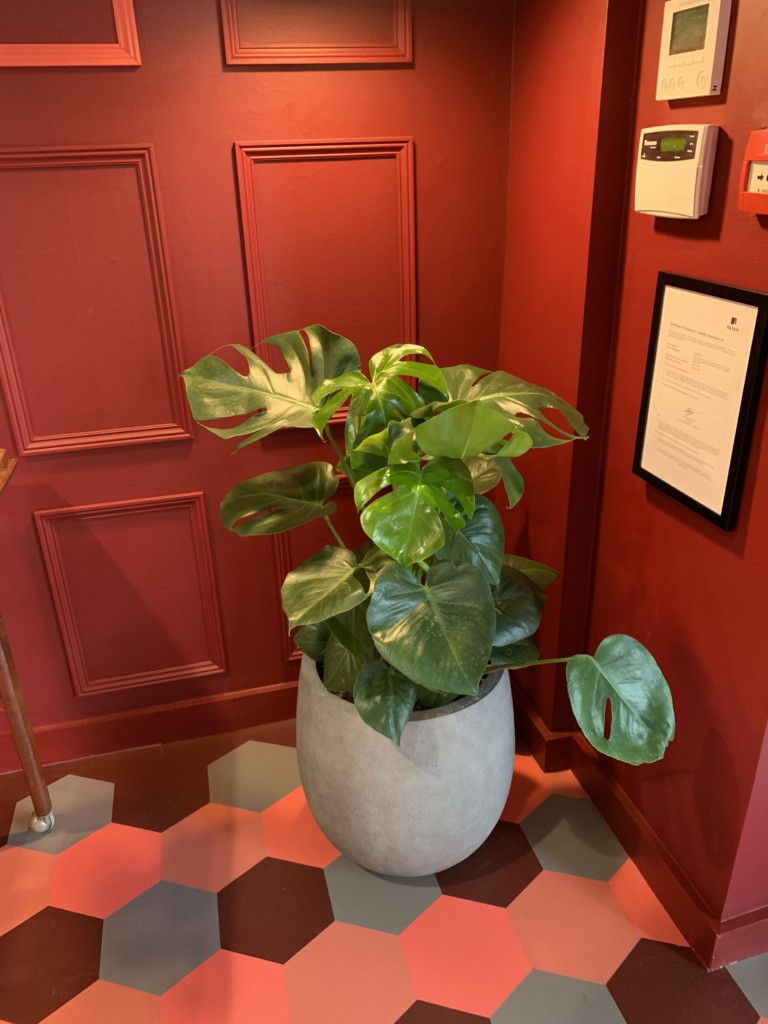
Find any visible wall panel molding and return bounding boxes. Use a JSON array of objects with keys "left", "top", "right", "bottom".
[
  {"left": 235, "top": 138, "right": 416, "bottom": 351},
  {"left": 220, "top": 0, "right": 411, "bottom": 65},
  {"left": 0, "top": 0, "right": 141, "bottom": 67},
  {"left": 34, "top": 493, "right": 226, "bottom": 696},
  {"left": 0, "top": 145, "right": 191, "bottom": 454}
]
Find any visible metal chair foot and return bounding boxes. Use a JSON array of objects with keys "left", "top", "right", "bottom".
[{"left": 29, "top": 812, "right": 54, "bottom": 834}]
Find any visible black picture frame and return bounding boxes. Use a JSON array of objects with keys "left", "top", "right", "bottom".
[{"left": 633, "top": 273, "right": 768, "bottom": 531}]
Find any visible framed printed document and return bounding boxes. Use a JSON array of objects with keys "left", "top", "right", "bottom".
[{"left": 633, "top": 273, "right": 768, "bottom": 530}]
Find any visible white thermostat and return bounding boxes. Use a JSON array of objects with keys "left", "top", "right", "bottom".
[
  {"left": 656, "top": 0, "right": 732, "bottom": 100},
  {"left": 634, "top": 124, "right": 719, "bottom": 219}
]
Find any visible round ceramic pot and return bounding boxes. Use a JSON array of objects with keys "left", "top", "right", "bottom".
[{"left": 296, "top": 655, "right": 515, "bottom": 876}]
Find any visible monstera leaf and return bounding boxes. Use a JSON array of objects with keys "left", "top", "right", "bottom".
[
  {"left": 435, "top": 495, "right": 505, "bottom": 585},
  {"left": 414, "top": 401, "right": 513, "bottom": 459},
  {"left": 281, "top": 545, "right": 367, "bottom": 629},
  {"left": 566, "top": 635, "right": 675, "bottom": 765},
  {"left": 353, "top": 660, "right": 417, "bottom": 745},
  {"left": 181, "top": 325, "right": 360, "bottom": 448},
  {"left": 221, "top": 461, "right": 338, "bottom": 536},
  {"left": 492, "top": 564, "right": 546, "bottom": 646}
]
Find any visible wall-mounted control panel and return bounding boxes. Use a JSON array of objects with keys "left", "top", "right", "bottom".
[
  {"left": 656, "top": 0, "right": 732, "bottom": 100},
  {"left": 634, "top": 124, "right": 719, "bottom": 218},
  {"left": 738, "top": 129, "right": 768, "bottom": 214}
]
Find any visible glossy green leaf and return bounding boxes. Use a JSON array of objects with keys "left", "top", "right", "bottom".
[
  {"left": 221, "top": 461, "right": 338, "bottom": 536},
  {"left": 497, "top": 459, "right": 524, "bottom": 508},
  {"left": 327, "top": 602, "right": 374, "bottom": 661},
  {"left": 353, "top": 660, "right": 417, "bottom": 745},
  {"left": 367, "top": 561, "right": 495, "bottom": 695},
  {"left": 293, "top": 621, "right": 331, "bottom": 662},
  {"left": 281, "top": 546, "right": 367, "bottom": 629},
  {"left": 492, "top": 564, "right": 546, "bottom": 646},
  {"left": 566, "top": 635, "right": 675, "bottom": 765},
  {"left": 415, "top": 401, "right": 513, "bottom": 459},
  {"left": 490, "top": 637, "right": 540, "bottom": 667},
  {"left": 464, "top": 456, "right": 503, "bottom": 494},
  {"left": 323, "top": 632, "right": 366, "bottom": 694},
  {"left": 182, "top": 326, "right": 360, "bottom": 448},
  {"left": 436, "top": 496, "right": 504, "bottom": 585},
  {"left": 361, "top": 488, "right": 445, "bottom": 565},
  {"left": 503, "top": 555, "right": 558, "bottom": 590},
  {"left": 413, "top": 685, "right": 457, "bottom": 709}
]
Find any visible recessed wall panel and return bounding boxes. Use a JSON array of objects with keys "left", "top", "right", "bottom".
[
  {"left": 35, "top": 494, "right": 227, "bottom": 696},
  {"left": 0, "top": 147, "right": 190, "bottom": 453},
  {"left": 0, "top": 0, "right": 140, "bottom": 65}
]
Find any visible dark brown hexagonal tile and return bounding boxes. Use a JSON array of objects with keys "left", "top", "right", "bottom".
[
  {"left": 218, "top": 857, "right": 333, "bottom": 963},
  {"left": 395, "top": 1002, "right": 491, "bottom": 1023},
  {"left": 608, "top": 940, "right": 760, "bottom": 1024},
  {"left": 436, "top": 821, "right": 541, "bottom": 907},
  {"left": 0, "top": 907, "right": 102, "bottom": 1024}
]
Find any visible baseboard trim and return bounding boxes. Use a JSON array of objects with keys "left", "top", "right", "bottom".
[
  {"left": 0, "top": 681, "right": 298, "bottom": 773},
  {"left": 510, "top": 676, "right": 576, "bottom": 771}
]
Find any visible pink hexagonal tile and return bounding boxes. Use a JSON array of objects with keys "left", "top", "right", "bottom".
[
  {"left": 49, "top": 823, "right": 161, "bottom": 918},
  {"left": 38, "top": 980, "right": 160, "bottom": 1023},
  {"left": 501, "top": 754, "right": 587, "bottom": 823},
  {"left": 0, "top": 846, "right": 54, "bottom": 937},
  {"left": 507, "top": 870, "right": 641, "bottom": 982},
  {"left": 161, "top": 803, "right": 265, "bottom": 891},
  {"left": 609, "top": 860, "right": 687, "bottom": 945},
  {"left": 261, "top": 788, "right": 339, "bottom": 868},
  {"left": 400, "top": 895, "right": 531, "bottom": 1016},
  {"left": 162, "top": 949, "right": 290, "bottom": 1024},
  {"left": 285, "top": 921, "right": 415, "bottom": 1024}
]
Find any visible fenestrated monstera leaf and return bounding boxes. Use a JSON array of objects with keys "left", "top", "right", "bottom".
[
  {"left": 182, "top": 325, "right": 360, "bottom": 449},
  {"left": 281, "top": 545, "right": 367, "bottom": 629},
  {"left": 566, "top": 635, "right": 675, "bottom": 765},
  {"left": 435, "top": 495, "right": 505, "bottom": 585},
  {"left": 353, "top": 660, "right": 417, "bottom": 745},
  {"left": 367, "top": 561, "right": 495, "bottom": 695},
  {"left": 221, "top": 461, "right": 338, "bottom": 536}
]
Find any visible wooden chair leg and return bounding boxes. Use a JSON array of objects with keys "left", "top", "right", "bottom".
[{"left": 0, "top": 616, "right": 54, "bottom": 832}]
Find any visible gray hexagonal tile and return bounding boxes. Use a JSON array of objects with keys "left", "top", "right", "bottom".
[
  {"left": 492, "top": 969, "right": 627, "bottom": 1023},
  {"left": 7, "top": 775, "right": 114, "bottom": 854},
  {"left": 324, "top": 855, "right": 441, "bottom": 933},
  {"left": 520, "top": 795, "right": 627, "bottom": 881},
  {"left": 100, "top": 880, "right": 219, "bottom": 994},
  {"left": 728, "top": 950, "right": 768, "bottom": 1015},
  {"left": 208, "top": 741, "right": 301, "bottom": 811}
]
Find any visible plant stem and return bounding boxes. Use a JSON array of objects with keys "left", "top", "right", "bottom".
[
  {"left": 324, "top": 516, "right": 347, "bottom": 548},
  {"left": 325, "top": 427, "right": 355, "bottom": 485},
  {"left": 417, "top": 560, "right": 431, "bottom": 574},
  {"left": 492, "top": 655, "right": 571, "bottom": 671}
]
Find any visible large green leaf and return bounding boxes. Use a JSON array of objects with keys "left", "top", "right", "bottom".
[
  {"left": 497, "top": 458, "right": 524, "bottom": 508},
  {"left": 182, "top": 326, "right": 360, "bottom": 449},
  {"left": 367, "top": 561, "right": 495, "bottom": 695},
  {"left": 294, "top": 621, "right": 331, "bottom": 662},
  {"left": 221, "top": 461, "right": 338, "bottom": 536},
  {"left": 353, "top": 660, "right": 417, "bottom": 745},
  {"left": 566, "top": 635, "right": 675, "bottom": 765},
  {"left": 464, "top": 456, "right": 503, "bottom": 493},
  {"left": 327, "top": 602, "right": 374, "bottom": 661},
  {"left": 415, "top": 401, "right": 513, "bottom": 459},
  {"left": 503, "top": 555, "right": 558, "bottom": 590},
  {"left": 281, "top": 545, "right": 367, "bottom": 629},
  {"left": 492, "top": 564, "right": 546, "bottom": 646},
  {"left": 369, "top": 345, "right": 447, "bottom": 395},
  {"left": 490, "top": 637, "right": 540, "bottom": 667},
  {"left": 436, "top": 496, "right": 505, "bottom": 585},
  {"left": 323, "top": 632, "right": 366, "bottom": 694}
]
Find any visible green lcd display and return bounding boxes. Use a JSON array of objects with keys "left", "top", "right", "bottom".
[
  {"left": 660, "top": 136, "right": 688, "bottom": 153},
  {"left": 669, "top": 4, "right": 709, "bottom": 55}
]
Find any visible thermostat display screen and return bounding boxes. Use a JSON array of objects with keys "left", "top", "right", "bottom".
[
  {"left": 669, "top": 4, "right": 709, "bottom": 54},
  {"left": 660, "top": 136, "right": 687, "bottom": 153}
]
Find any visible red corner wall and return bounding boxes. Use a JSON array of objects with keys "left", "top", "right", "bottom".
[{"left": 500, "top": 0, "right": 768, "bottom": 968}]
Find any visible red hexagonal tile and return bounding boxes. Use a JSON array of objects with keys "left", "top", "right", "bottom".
[
  {"left": 507, "top": 870, "right": 641, "bottom": 983},
  {"left": 161, "top": 803, "right": 265, "bottom": 891},
  {"left": 260, "top": 788, "right": 339, "bottom": 868},
  {"left": 161, "top": 949, "right": 291, "bottom": 1024},
  {"left": 400, "top": 895, "right": 531, "bottom": 1016},
  {"left": 49, "top": 823, "right": 162, "bottom": 918},
  {"left": 38, "top": 980, "right": 160, "bottom": 1023},
  {"left": 285, "top": 921, "right": 415, "bottom": 1024},
  {"left": 436, "top": 821, "right": 541, "bottom": 907},
  {"left": 0, "top": 846, "right": 54, "bottom": 937}
]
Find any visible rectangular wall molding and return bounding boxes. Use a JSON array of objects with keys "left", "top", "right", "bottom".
[
  {"left": 0, "top": 145, "right": 191, "bottom": 454},
  {"left": 0, "top": 0, "right": 141, "bottom": 67},
  {"left": 34, "top": 493, "right": 227, "bottom": 696},
  {"left": 220, "top": 0, "right": 411, "bottom": 65}
]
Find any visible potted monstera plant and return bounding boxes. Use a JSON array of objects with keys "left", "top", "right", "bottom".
[{"left": 182, "top": 324, "right": 675, "bottom": 876}]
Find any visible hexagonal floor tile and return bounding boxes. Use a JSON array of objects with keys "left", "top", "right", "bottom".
[
  {"left": 491, "top": 970, "right": 626, "bottom": 1023},
  {"left": 501, "top": 753, "right": 587, "bottom": 823},
  {"left": 0, "top": 846, "right": 54, "bottom": 937},
  {"left": 260, "top": 788, "right": 339, "bottom": 867},
  {"left": 284, "top": 921, "right": 415, "bottom": 1024},
  {"left": 161, "top": 949, "right": 291, "bottom": 1024},
  {"left": 400, "top": 895, "right": 531, "bottom": 1016},
  {"left": 324, "top": 855, "right": 441, "bottom": 933},
  {"left": 609, "top": 859, "right": 686, "bottom": 945},
  {"left": 396, "top": 1003, "right": 491, "bottom": 1023},
  {"left": 207, "top": 742, "right": 301, "bottom": 812},
  {"left": 38, "top": 980, "right": 161, "bottom": 1023},
  {"left": 506, "top": 870, "right": 640, "bottom": 983},
  {"left": 161, "top": 803, "right": 265, "bottom": 891},
  {"left": 609, "top": 940, "right": 760, "bottom": 1024},
  {"left": 729, "top": 951, "right": 768, "bottom": 1017},
  {"left": 218, "top": 857, "right": 333, "bottom": 963},
  {"left": 436, "top": 821, "right": 541, "bottom": 907},
  {"left": 49, "top": 823, "right": 162, "bottom": 918},
  {"left": 7, "top": 775, "right": 114, "bottom": 854},
  {"left": 520, "top": 794, "right": 627, "bottom": 881},
  {"left": 100, "top": 881, "right": 220, "bottom": 995},
  {"left": 0, "top": 907, "right": 102, "bottom": 1024}
]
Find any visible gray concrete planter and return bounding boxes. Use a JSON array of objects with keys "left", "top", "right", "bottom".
[{"left": 296, "top": 655, "right": 515, "bottom": 876}]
